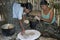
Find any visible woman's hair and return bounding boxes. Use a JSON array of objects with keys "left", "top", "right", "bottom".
[
  {"left": 40, "top": 0, "right": 49, "bottom": 5},
  {"left": 20, "top": 3, "right": 33, "bottom": 12},
  {"left": 20, "top": 3, "right": 26, "bottom": 7},
  {"left": 25, "top": 3, "right": 33, "bottom": 11}
]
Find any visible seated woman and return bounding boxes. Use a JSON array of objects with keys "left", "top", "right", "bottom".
[
  {"left": 40, "top": 0, "right": 56, "bottom": 25},
  {"left": 35, "top": 0, "right": 59, "bottom": 37}
]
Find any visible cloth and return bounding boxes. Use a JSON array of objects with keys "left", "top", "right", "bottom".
[
  {"left": 35, "top": 21, "right": 59, "bottom": 37},
  {"left": 13, "top": 3, "right": 23, "bottom": 20}
]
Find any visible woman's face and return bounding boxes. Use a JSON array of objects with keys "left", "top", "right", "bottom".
[
  {"left": 25, "top": 8, "right": 31, "bottom": 14},
  {"left": 25, "top": 9, "right": 30, "bottom": 13},
  {"left": 41, "top": 5, "right": 48, "bottom": 10}
]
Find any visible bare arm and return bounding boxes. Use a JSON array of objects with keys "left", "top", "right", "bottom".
[
  {"left": 18, "top": 14, "right": 26, "bottom": 33},
  {"left": 19, "top": 20, "right": 24, "bottom": 30},
  {"left": 19, "top": 15, "right": 26, "bottom": 31}
]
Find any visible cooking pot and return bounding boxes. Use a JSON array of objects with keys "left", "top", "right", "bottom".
[{"left": 1, "top": 24, "right": 15, "bottom": 36}]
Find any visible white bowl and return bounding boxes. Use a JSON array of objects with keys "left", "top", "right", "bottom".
[
  {"left": 24, "top": 20, "right": 29, "bottom": 24},
  {"left": 16, "top": 30, "right": 41, "bottom": 40}
]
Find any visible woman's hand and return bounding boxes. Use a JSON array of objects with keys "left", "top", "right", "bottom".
[
  {"left": 21, "top": 28, "right": 25, "bottom": 35},
  {"left": 34, "top": 16, "right": 40, "bottom": 20}
]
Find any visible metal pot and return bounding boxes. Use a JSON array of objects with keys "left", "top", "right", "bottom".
[{"left": 1, "top": 24, "right": 15, "bottom": 36}]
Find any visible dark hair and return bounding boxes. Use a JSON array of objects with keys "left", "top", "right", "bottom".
[
  {"left": 20, "top": 3, "right": 33, "bottom": 12},
  {"left": 40, "top": 0, "right": 49, "bottom": 5},
  {"left": 25, "top": 3, "right": 33, "bottom": 12},
  {"left": 19, "top": 3, "right": 26, "bottom": 7}
]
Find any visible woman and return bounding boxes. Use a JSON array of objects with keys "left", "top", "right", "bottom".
[
  {"left": 40, "top": 0, "right": 56, "bottom": 25},
  {"left": 12, "top": 2, "right": 33, "bottom": 34},
  {"left": 35, "top": 0, "right": 58, "bottom": 37}
]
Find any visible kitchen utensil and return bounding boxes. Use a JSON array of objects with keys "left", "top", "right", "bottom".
[
  {"left": 1, "top": 24, "right": 15, "bottom": 36},
  {"left": 16, "top": 30, "right": 41, "bottom": 40}
]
